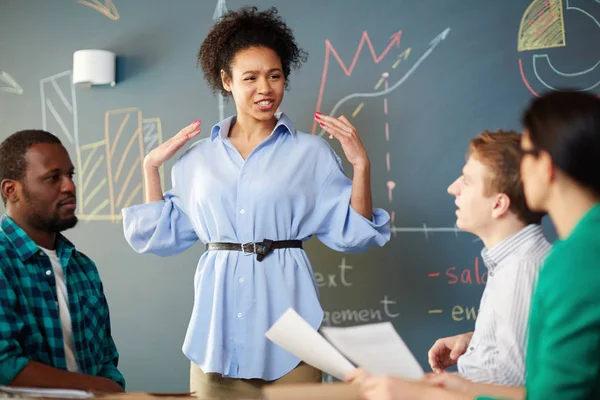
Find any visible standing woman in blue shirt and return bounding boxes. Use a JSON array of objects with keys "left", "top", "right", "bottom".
[{"left": 122, "top": 6, "right": 390, "bottom": 397}]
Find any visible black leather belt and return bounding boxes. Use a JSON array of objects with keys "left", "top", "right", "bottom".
[{"left": 207, "top": 240, "right": 303, "bottom": 262}]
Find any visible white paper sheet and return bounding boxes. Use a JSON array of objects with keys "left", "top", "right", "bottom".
[
  {"left": 321, "top": 322, "right": 424, "bottom": 380},
  {"left": 0, "top": 386, "right": 93, "bottom": 399},
  {"left": 265, "top": 308, "right": 355, "bottom": 380}
]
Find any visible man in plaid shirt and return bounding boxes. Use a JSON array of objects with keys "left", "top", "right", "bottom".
[{"left": 0, "top": 130, "right": 124, "bottom": 391}]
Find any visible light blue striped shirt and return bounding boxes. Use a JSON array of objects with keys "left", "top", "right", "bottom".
[
  {"left": 457, "top": 224, "right": 551, "bottom": 385},
  {"left": 122, "top": 113, "right": 390, "bottom": 380}
]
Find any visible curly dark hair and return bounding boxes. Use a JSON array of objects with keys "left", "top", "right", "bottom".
[
  {"left": 198, "top": 6, "right": 308, "bottom": 97},
  {"left": 0, "top": 129, "right": 62, "bottom": 205}
]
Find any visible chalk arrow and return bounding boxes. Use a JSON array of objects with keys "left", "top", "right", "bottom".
[
  {"left": 319, "top": 28, "right": 450, "bottom": 137},
  {"left": 0, "top": 71, "right": 23, "bottom": 95}
]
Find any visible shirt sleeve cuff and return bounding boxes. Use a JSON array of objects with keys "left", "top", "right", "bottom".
[
  {"left": 121, "top": 200, "right": 164, "bottom": 223},
  {"left": 99, "top": 363, "right": 126, "bottom": 390},
  {"left": 0, "top": 356, "right": 29, "bottom": 385},
  {"left": 368, "top": 207, "right": 391, "bottom": 228}
]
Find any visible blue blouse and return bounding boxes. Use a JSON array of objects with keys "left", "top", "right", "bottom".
[{"left": 122, "top": 113, "right": 390, "bottom": 380}]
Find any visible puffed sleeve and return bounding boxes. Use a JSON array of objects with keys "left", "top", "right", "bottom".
[
  {"left": 122, "top": 158, "right": 199, "bottom": 256},
  {"left": 315, "top": 146, "right": 390, "bottom": 252}
]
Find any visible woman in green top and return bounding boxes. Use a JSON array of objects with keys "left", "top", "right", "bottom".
[{"left": 346, "top": 90, "right": 600, "bottom": 400}]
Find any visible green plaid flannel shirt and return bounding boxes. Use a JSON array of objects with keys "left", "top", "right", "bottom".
[{"left": 0, "top": 215, "right": 125, "bottom": 388}]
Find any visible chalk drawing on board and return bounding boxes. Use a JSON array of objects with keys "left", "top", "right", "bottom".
[
  {"left": 518, "top": 58, "right": 541, "bottom": 97},
  {"left": 39, "top": 75, "right": 164, "bottom": 222},
  {"left": 392, "top": 48, "right": 411, "bottom": 69},
  {"left": 517, "top": 0, "right": 600, "bottom": 97},
  {"left": 214, "top": 0, "right": 228, "bottom": 121},
  {"left": 533, "top": 54, "right": 600, "bottom": 91},
  {"left": 104, "top": 108, "right": 145, "bottom": 222},
  {"left": 391, "top": 225, "right": 461, "bottom": 239},
  {"left": 382, "top": 79, "right": 392, "bottom": 171},
  {"left": 352, "top": 69, "right": 400, "bottom": 224},
  {"left": 312, "top": 29, "right": 403, "bottom": 134},
  {"left": 213, "top": 0, "right": 228, "bottom": 21},
  {"left": 374, "top": 71, "right": 389, "bottom": 90},
  {"left": 77, "top": 111, "right": 164, "bottom": 222},
  {"left": 566, "top": 0, "right": 600, "bottom": 28},
  {"left": 351, "top": 102, "right": 364, "bottom": 118},
  {"left": 316, "top": 28, "right": 451, "bottom": 137},
  {"left": 79, "top": 139, "right": 108, "bottom": 218},
  {"left": 517, "top": 0, "right": 564, "bottom": 52},
  {"left": 0, "top": 71, "right": 23, "bottom": 95},
  {"left": 142, "top": 118, "right": 165, "bottom": 191},
  {"left": 380, "top": 72, "right": 401, "bottom": 231},
  {"left": 386, "top": 181, "right": 396, "bottom": 203},
  {"left": 311, "top": 28, "right": 455, "bottom": 237},
  {"left": 40, "top": 70, "right": 83, "bottom": 213},
  {"left": 77, "top": 0, "right": 119, "bottom": 21}
]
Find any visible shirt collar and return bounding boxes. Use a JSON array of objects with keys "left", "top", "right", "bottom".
[
  {"left": 567, "top": 203, "right": 600, "bottom": 241},
  {"left": 481, "top": 224, "right": 543, "bottom": 272},
  {"left": 1, "top": 214, "right": 75, "bottom": 262},
  {"left": 210, "top": 112, "right": 296, "bottom": 141}
]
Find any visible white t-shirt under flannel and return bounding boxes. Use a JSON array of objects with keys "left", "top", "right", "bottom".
[{"left": 40, "top": 247, "right": 80, "bottom": 373}]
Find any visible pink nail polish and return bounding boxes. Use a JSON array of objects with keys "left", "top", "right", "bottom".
[
  {"left": 193, "top": 120, "right": 200, "bottom": 126},
  {"left": 319, "top": 122, "right": 324, "bottom": 126}
]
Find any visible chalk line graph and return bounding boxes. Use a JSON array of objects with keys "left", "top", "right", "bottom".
[
  {"left": 310, "top": 25, "right": 459, "bottom": 238},
  {"left": 313, "top": 28, "right": 450, "bottom": 137}
]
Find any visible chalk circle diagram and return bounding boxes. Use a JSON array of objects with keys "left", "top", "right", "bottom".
[{"left": 517, "top": 0, "right": 600, "bottom": 96}]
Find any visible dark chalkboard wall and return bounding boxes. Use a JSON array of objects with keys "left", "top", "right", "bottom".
[{"left": 1, "top": 0, "right": 598, "bottom": 391}]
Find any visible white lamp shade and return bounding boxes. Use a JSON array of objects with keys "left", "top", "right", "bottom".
[{"left": 72, "top": 50, "right": 116, "bottom": 86}]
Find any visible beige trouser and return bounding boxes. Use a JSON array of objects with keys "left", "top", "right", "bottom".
[{"left": 190, "top": 361, "right": 322, "bottom": 399}]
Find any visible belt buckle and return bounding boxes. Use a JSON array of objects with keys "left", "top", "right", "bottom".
[{"left": 241, "top": 242, "right": 255, "bottom": 256}]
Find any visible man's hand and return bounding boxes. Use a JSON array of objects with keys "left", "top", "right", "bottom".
[
  {"left": 11, "top": 361, "right": 124, "bottom": 393},
  {"left": 86, "top": 376, "right": 124, "bottom": 393},
  {"left": 427, "top": 332, "right": 473, "bottom": 373}
]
